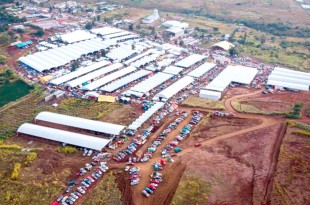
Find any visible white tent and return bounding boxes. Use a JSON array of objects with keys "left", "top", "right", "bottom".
[
  {"left": 66, "top": 63, "right": 123, "bottom": 88},
  {"left": 82, "top": 66, "right": 136, "bottom": 91},
  {"left": 100, "top": 69, "right": 151, "bottom": 92},
  {"left": 175, "top": 54, "right": 206, "bottom": 68},
  {"left": 50, "top": 60, "right": 110, "bottom": 85},
  {"left": 17, "top": 123, "right": 111, "bottom": 151},
  {"left": 60, "top": 30, "right": 96, "bottom": 44},
  {"left": 155, "top": 76, "right": 194, "bottom": 100},
  {"left": 127, "top": 72, "right": 173, "bottom": 95},
  {"left": 35, "top": 111, "right": 126, "bottom": 135},
  {"left": 186, "top": 62, "right": 216, "bottom": 78},
  {"left": 199, "top": 90, "right": 221, "bottom": 100},
  {"left": 106, "top": 47, "right": 137, "bottom": 61},
  {"left": 267, "top": 80, "right": 309, "bottom": 91},
  {"left": 162, "top": 66, "right": 183, "bottom": 75}
]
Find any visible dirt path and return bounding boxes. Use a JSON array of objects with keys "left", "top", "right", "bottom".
[{"left": 224, "top": 89, "right": 263, "bottom": 113}]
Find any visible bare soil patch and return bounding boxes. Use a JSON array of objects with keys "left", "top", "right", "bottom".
[{"left": 270, "top": 126, "right": 310, "bottom": 205}]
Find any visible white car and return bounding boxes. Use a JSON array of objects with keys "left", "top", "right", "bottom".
[
  {"left": 87, "top": 149, "right": 93, "bottom": 156},
  {"left": 125, "top": 166, "right": 130, "bottom": 171}
]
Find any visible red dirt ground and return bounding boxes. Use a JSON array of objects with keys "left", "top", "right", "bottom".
[{"left": 270, "top": 126, "right": 310, "bottom": 205}]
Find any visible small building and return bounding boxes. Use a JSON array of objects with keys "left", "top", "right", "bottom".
[
  {"left": 199, "top": 90, "right": 222, "bottom": 100},
  {"left": 161, "top": 20, "right": 189, "bottom": 29},
  {"left": 212, "top": 41, "right": 235, "bottom": 51},
  {"left": 164, "top": 27, "right": 185, "bottom": 40},
  {"left": 142, "top": 9, "right": 159, "bottom": 24},
  {"left": 17, "top": 40, "right": 33, "bottom": 49}
]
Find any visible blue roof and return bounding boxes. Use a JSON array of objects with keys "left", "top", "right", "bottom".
[{"left": 17, "top": 40, "right": 33, "bottom": 48}]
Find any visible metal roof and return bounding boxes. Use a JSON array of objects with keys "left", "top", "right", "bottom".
[
  {"left": 267, "top": 80, "right": 309, "bottom": 91},
  {"left": 155, "top": 76, "right": 194, "bottom": 100},
  {"left": 35, "top": 112, "right": 126, "bottom": 135},
  {"left": 50, "top": 60, "right": 110, "bottom": 85},
  {"left": 175, "top": 54, "right": 207, "bottom": 68},
  {"left": 186, "top": 62, "right": 216, "bottom": 78},
  {"left": 60, "top": 30, "right": 96, "bottom": 44},
  {"left": 162, "top": 66, "right": 183, "bottom": 75},
  {"left": 127, "top": 72, "right": 173, "bottom": 94},
  {"left": 101, "top": 69, "right": 151, "bottom": 92},
  {"left": 17, "top": 123, "right": 110, "bottom": 151},
  {"left": 66, "top": 63, "right": 123, "bottom": 87},
  {"left": 82, "top": 66, "right": 137, "bottom": 91}
]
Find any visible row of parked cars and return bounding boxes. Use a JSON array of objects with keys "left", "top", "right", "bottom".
[
  {"left": 141, "top": 111, "right": 188, "bottom": 162},
  {"left": 113, "top": 105, "right": 173, "bottom": 162},
  {"left": 128, "top": 167, "right": 141, "bottom": 186},
  {"left": 142, "top": 172, "right": 163, "bottom": 197},
  {"left": 53, "top": 161, "right": 109, "bottom": 205},
  {"left": 161, "top": 112, "right": 203, "bottom": 158}
]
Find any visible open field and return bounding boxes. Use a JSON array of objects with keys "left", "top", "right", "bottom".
[
  {"left": 106, "top": 0, "right": 310, "bottom": 29},
  {"left": 270, "top": 125, "right": 310, "bottom": 205},
  {"left": 182, "top": 95, "right": 225, "bottom": 110}
]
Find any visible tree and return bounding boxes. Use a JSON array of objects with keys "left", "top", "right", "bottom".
[
  {"left": 179, "top": 40, "right": 184, "bottom": 47},
  {"left": 15, "top": 2, "right": 20, "bottom": 6},
  {"left": 101, "top": 50, "right": 106, "bottom": 57},
  {"left": 85, "top": 22, "right": 92, "bottom": 30},
  {"left": 213, "top": 27, "right": 219, "bottom": 32},
  {"left": 49, "top": 5, "right": 53, "bottom": 12},
  {"left": 32, "top": 30, "right": 44, "bottom": 37},
  {"left": 131, "top": 45, "right": 135, "bottom": 50},
  {"left": 16, "top": 28, "right": 24, "bottom": 34},
  {"left": 71, "top": 61, "right": 80, "bottom": 71},
  {"left": 260, "top": 35, "right": 266, "bottom": 44},
  {"left": 229, "top": 47, "right": 237, "bottom": 56},
  {"left": 96, "top": 15, "right": 101, "bottom": 22},
  {"left": 128, "top": 24, "right": 134, "bottom": 31}
]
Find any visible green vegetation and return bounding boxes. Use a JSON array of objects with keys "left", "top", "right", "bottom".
[
  {"left": 231, "top": 99, "right": 291, "bottom": 115},
  {"left": 285, "top": 102, "right": 303, "bottom": 119},
  {"left": 171, "top": 175, "right": 211, "bottom": 205},
  {"left": 0, "top": 80, "right": 33, "bottom": 107},
  {"left": 31, "top": 30, "right": 44, "bottom": 37},
  {"left": 0, "top": 89, "right": 123, "bottom": 140},
  {"left": 0, "top": 69, "right": 33, "bottom": 108},
  {"left": 182, "top": 96, "right": 225, "bottom": 110},
  {"left": 0, "top": 148, "right": 62, "bottom": 204},
  {"left": 0, "top": 7, "right": 26, "bottom": 33},
  {"left": 0, "top": 55, "right": 6, "bottom": 65},
  {"left": 293, "top": 130, "right": 310, "bottom": 137},
  {"left": 56, "top": 146, "right": 78, "bottom": 154},
  {"left": 306, "top": 106, "right": 310, "bottom": 116},
  {"left": 81, "top": 171, "right": 122, "bottom": 205}
]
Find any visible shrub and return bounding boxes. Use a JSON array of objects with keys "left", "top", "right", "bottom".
[
  {"left": 292, "top": 130, "right": 310, "bottom": 137},
  {"left": 10, "top": 163, "right": 21, "bottom": 180},
  {"left": 26, "top": 152, "right": 37, "bottom": 165},
  {"left": 285, "top": 102, "right": 303, "bottom": 119},
  {"left": 56, "top": 146, "right": 77, "bottom": 154},
  {"left": 306, "top": 106, "right": 310, "bottom": 116},
  {"left": 0, "top": 145, "right": 21, "bottom": 151}
]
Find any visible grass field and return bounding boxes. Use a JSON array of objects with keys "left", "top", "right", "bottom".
[
  {"left": 0, "top": 80, "right": 33, "bottom": 107},
  {"left": 182, "top": 96, "right": 225, "bottom": 110}
]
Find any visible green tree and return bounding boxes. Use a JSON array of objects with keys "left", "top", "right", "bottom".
[
  {"left": 229, "top": 47, "right": 237, "bottom": 56},
  {"left": 16, "top": 28, "right": 24, "bottom": 34},
  {"left": 96, "top": 15, "right": 101, "bottom": 22},
  {"left": 32, "top": 30, "right": 44, "bottom": 37},
  {"left": 85, "top": 22, "right": 92, "bottom": 30},
  {"left": 213, "top": 27, "right": 219, "bottom": 32},
  {"left": 128, "top": 24, "right": 134, "bottom": 31},
  {"left": 101, "top": 50, "right": 106, "bottom": 57}
]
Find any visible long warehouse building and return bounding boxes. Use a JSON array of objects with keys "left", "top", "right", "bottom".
[
  {"left": 35, "top": 111, "right": 126, "bottom": 136},
  {"left": 66, "top": 63, "right": 123, "bottom": 88},
  {"left": 19, "top": 38, "right": 114, "bottom": 72},
  {"left": 125, "top": 72, "right": 174, "bottom": 97},
  {"left": 17, "top": 123, "right": 111, "bottom": 151},
  {"left": 101, "top": 69, "right": 151, "bottom": 92},
  {"left": 82, "top": 66, "right": 137, "bottom": 91},
  {"left": 154, "top": 76, "right": 194, "bottom": 101},
  {"left": 50, "top": 60, "right": 110, "bottom": 85}
]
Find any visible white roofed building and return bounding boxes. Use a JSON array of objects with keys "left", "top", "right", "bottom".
[
  {"left": 17, "top": 123, "right": 111, "bottom": 151},
  {"left": 142, "top": 9, "right": 159, "bottom": 24},
  {"left": 35, "top": 111, "right": 126, "bottom": 136}
]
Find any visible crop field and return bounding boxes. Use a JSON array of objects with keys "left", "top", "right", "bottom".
[{"left": 0, "top": 80, "right": 33, "bottom": 107}]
